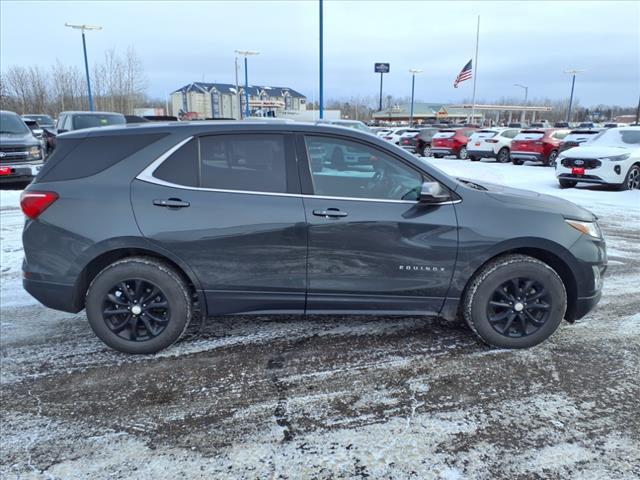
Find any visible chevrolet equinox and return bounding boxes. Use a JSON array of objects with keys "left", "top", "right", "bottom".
[{"left": 21, "top": 122, "right": 607, "bottom": 354}]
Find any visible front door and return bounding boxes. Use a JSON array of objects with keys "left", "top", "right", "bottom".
[
  {"left": 132, "top": 133, "right": 307, "bottom": 314},
  {"left": 299, "top": 134, "right": 458, "bottom": 315}
]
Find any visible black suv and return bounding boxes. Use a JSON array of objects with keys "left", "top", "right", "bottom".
[
  {"left": 0, "top": 110, "right": 44, "bottom": 183},
  {"left": 400, "top": 127, "right": 439, "bottom": 157},
  {"left": 21, "top": 122, "right": 607, "bottom": 354}
]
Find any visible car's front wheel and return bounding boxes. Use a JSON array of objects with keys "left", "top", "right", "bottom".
[
  {"left": 462, "top": 254, "right": 567, "bottom": 349},
  {"left": 420, "top": 144, "right": 432, "bottom": 157},
  {"left": 619, "top": 165, "right": 640, "bottom": 190},
  {"left": 86, "top": 257, "right": 192, "bottom": 354},
  {"left": 547, "top": 150, "right": 559, "bottom": 167},
  {"left": 458, "top": 146, "right": 469, "bottom": 160}
]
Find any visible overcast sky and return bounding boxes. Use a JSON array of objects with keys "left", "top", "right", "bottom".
[{"left": 1, "top": 1, "right": 638, "bottom": 106}]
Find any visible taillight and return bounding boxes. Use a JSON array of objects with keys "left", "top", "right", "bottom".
[{"left": 20, "top": 191, "right": 58, "bottom": 219}]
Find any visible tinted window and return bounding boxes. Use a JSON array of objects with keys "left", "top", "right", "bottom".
[
  {"left": 153, "top": 139, "right": 199, "bottom": 187},
  {"left": 199, "top": 134, "right": 287, "bottom": 193},
  {"left": 305, "top": 136, "right": 423, "bottom": 201},
  {"left": 37, "top": 133, "right": 167, "bottom": 183},
  {"left": 0, "top": 112, "right": 30, "bottom": 134}
]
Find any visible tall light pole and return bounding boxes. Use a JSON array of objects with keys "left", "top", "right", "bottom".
[
  {"left": 564, "top": 69, "right": 583, "bottom": 123},
  {"left": 234, "top": 56, "right": 241, "bottom": 119},
  {"left": 514, "top": 83, "right": 528, "bottom": 123},
  {"left": 409, "top": 69, "right": 422, "bottom": 126},
  {"left": 235, "top": 50, "right": 259, "bottom": 118},
  {"left": 65, "top": 23, "right": 102, "bottom": 111},
  {"left": 319, "top": 0, "right": 324, "bottom": 119}
]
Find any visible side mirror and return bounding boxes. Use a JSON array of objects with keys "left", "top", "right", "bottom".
[
  {"left": 419, "top": 181, "right": 450, "bottom": 203},
  {"left": 57, "top": 129, "right": 68, "bottom": 134}
]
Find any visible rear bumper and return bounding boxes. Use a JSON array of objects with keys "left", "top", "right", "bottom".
[
  {"left": 431, "top": 147, "right": 454, "bottom": 155},
  {"left": 467, "top": 149, "right": 497, "bottom": 158},
  {"left": 511, "top": 151, "right": 544, "bottom": 161},
  {"left": 23, "top": 277, "right": 82, "bottom": 313}
]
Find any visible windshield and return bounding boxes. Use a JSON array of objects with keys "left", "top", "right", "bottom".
[
  {"left": 23, "top": 115, "right": 54, "bottom": 125},
  {"left": 72, "top": 114, "right": 125, "bottom": 130},
  {"left": 0, "top": 112, "right": 30, "bottom": 134},
  {"left": 590, "top": 128, "right": 640, "bottom": 147}
]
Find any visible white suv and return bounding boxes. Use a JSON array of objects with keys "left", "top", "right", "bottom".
[
  {"left": 555, "top": 127, "right": 640, "bottom": 190},
  {"left": 467, "top": 128, "right": 520, "bottom": 163},
  {"left": 382, "top": 127, "right": 419, "bottom": 145}
]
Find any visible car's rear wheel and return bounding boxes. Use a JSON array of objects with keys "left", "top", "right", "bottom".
[
  {"left": 420, "top": 144, "right": 432, "bottom": 157},
  {"left": 620, "top": 165, "right": 640, "bottom": 190},
  {"left": 86, "top": 257, "right": 192, "bottom": 354},
  {"left": 559, "top": 179, "right": 577, "bottom": 189},
  {"left": 547, "top": 150, "right": 559, "bottom": 167},
  {"left": 497, "top": 147, "right": 510, "bottom": 163},
  {"left": 458, "top": 146, "right": 469, "bottom": 160},
  {"left": 462, "top": 254, "right": 567, "bottom": 349}
]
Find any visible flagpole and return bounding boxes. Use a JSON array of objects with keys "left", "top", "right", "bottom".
[{"left": 470, "top": 15, "right": 480, "bottom": 124}]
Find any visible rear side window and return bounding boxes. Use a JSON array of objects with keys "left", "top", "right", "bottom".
[
  {"left": 199, "top": 135, "right": 287, "bottom": 193},
  {"left": 514, "top": 132, "right": 544, "bottom": 141},
  {"left": 434, "top": 131, "right": 455, "bottom": 139},
  {"left": 153, "top": 134, "right": 288, "bottom": 193},
  {"left": 552, "top": 130, "right": 569, "bottom": 140},
  {"left": 37, "top": 133, "right": 167, "bottom": 183}
]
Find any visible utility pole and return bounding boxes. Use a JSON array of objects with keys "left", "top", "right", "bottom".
[
  {"left": 235, "top": 50, "right": 259, "bottom": 119},
  {"left": 409, "top": 69, "right": 423, "bottom": 126},
  {"left": 319, "top": 0, "right": 324, "bottom": 119},
  {"left": 564, "top": 69, "right": 584, "bottom": 123},
  {"left": 65, "top": 23, "right": 102, "bottom": 111}
]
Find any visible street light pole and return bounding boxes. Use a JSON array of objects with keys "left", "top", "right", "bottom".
[
  {"left": 514, "top": 83, "right": 528, "bottom": 123},
  {"left": 409, "top": 69, "right": 422, "bottom": 126},
  {"left": 319, "top": 0, "right": 324, "bottom": 119},
  {"left": 235, "top": 50, "right": 259, "bottom": 119},
  {"left": 65, "top": 23, "right": 102, "bottom": 111},
  {"left": 234, "top": 56, "right": 241, "bottom": 119},
  {"left": 564, "top": 69, "right": 583, "bottom": 123}
]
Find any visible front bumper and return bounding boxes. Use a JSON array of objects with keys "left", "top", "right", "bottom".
[{"left": 0, "top": 162, "right": 43, "bottom": 183}]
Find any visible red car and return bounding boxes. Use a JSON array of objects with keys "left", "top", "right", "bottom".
[
  {"left": 430, "top": 128, "right": 477, "bottom": 159},
  {"left": 510, "top": 129, "right": 570, "bottom": 166}
]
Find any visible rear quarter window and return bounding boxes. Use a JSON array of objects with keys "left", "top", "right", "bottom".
[{"left": 36, "top": 133, "right": 167, "bottom": 183}]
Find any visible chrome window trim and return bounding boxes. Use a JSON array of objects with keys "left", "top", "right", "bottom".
[{"left": 136, "top": 136, "right": 461, "bottom": 206}]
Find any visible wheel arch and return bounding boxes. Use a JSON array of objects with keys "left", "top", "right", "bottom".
[
  {"left": 454, "top": 243, "right": 579, "bottom": 323},
  {"left": 71, "top": 241, "right": 207, "bottom": 316}
]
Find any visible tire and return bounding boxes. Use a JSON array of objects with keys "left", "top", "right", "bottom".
[
  {"left": 85, "top": 257, "right": 192, "bottom": 354},
  {"left": 547, "top": 150, "right": 559, "bottom": 167},
  {"left": 512, "top": 158, "right": 524, "bottom": 166},
  {"left": 497, "top": 147, "right": 510, "bottom": 163},
  {"left": 420, "top": 144, "right": 432, "bottom": 157},
  {"left": 458, "top": 146, "right": 469, "bottom": 160},
  {"left": 462, "top": 254, "right": 567, "bottom": 349},
  {"left": 559, "top": 179, "right": 577, "bottom": 189},
  {"left": 618, "top": 165, "right": 640, "bottom": 191},
  {"left": 469, "top": 155, "right": 480, "bottom": 162},
  {"left": 433, "top": 154, "right": 444, "bottom": 159}
]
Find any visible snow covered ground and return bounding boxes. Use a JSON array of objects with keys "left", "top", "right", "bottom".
[{"left": 1, "top": 160, "right": 639, "bottom": 479}]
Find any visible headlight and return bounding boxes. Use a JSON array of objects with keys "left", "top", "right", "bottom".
[
  {"left": 600, "top": 153, "right": 630, "bottom": 162},
  {"left": 565, "top": 219, "right": 603, "bottom": 239},
  {"left": 27, "top": 146, "right": 42, "bottom": 160}
]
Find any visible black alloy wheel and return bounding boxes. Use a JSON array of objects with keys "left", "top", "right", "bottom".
[
  {"left": 102, "top": 279, "right": 170, "bottom": 342},
  {"left": 486, "top": 277, "right": 552, "bottom": 338}
]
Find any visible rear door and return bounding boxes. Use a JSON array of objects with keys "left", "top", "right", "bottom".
[
  {"left": 298, "top": 134, "right": 458, "bottom": 315},
  {"left": 132, "top": 132, "right": 307, "bottom": 314}
]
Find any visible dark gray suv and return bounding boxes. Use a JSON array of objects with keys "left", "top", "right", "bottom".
[{"left": 21, "top": 122, "right": 607, "bottom": 354}]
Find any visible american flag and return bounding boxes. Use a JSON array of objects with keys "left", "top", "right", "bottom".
[{"left": 453, "top": 59, "right": 473, "bottom": 88}]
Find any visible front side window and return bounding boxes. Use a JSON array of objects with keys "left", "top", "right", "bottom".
[{"left": 305, "top": 136, "right": 423, "bottom": 201}]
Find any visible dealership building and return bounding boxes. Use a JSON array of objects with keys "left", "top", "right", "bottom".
[{"left": 170, "top": 82, "right": 307, "bottom": 119}]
